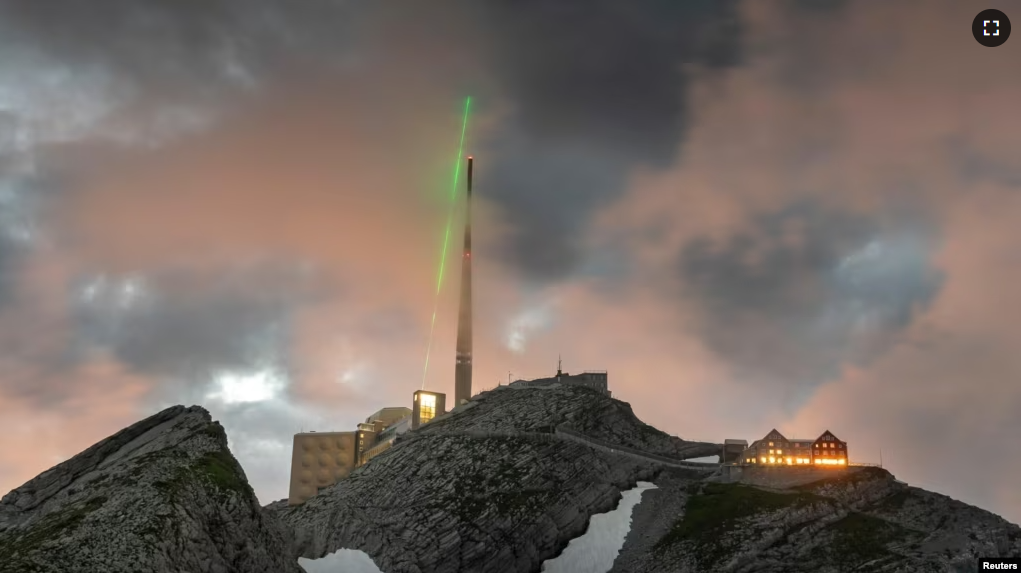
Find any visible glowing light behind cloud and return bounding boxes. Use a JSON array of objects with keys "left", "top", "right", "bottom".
[
  {"left": 206, "top": 369, "right": 285, "bottom": 404},
  {"left": 505, "top": 302, "right": 555, "bottom": 354}
]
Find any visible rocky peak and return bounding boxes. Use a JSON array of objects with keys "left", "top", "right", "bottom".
[
  {"left": 0, "top": 405, "right": 301, "bottom": 573},
  {"left": 418, "top": 384, "right": 722, "bottom": 459},
  {"left": 3, "top": 386, "right": 1018, "bottom": 573}
]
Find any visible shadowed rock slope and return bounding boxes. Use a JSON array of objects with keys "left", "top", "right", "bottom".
[
  {"left": 416, "top": 384, "right": 721, "bottom": 459},
  {"left": 0, "top": 406, "right": 301, "bottom": 573},
  {"left": 279, "top": 385, "right": 717, "bottom": 573},
  {"left": 283, "top": 433, "right": 676, "bottom": 573},
  {"left": 612, "top": 467, "right": 1021, "bottom": 573}
]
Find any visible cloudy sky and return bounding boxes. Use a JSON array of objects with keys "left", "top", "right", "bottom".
[{"left": 0, "top": 0, "right": 1017, "bottom": 523}]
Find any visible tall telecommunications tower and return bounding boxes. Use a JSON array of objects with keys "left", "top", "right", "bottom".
[{"left": 453, "top": 156, "right": 474, "bottom": 406}]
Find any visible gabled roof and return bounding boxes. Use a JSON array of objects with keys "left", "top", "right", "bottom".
[
  {"left": 763, "top": 428, "right": 788, "bottom": 442},
  {"left": 814, "top": 429, "right": 844, "bottom": 442}
]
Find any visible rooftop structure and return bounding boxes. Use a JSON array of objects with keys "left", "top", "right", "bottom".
[
  {"left": 364, "top": 407, "right": 412, "bottom": 427},
  {"left": 509, "top": 360, "right": 610, "bottom": 396}
]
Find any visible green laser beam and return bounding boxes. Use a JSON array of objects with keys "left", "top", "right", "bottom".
[{"left": 422, "top": 96, "right": 471, "bottom": 389}]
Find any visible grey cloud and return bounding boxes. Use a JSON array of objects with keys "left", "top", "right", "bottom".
[
  {"left": 476, "top": 0, "right": 743, "bottom": 280},
  {"left": 0, "top": 239, "right": 18, "bottom": 307},
  {"left": 0, "top": 172, "right": 46, "bottom": 307},
  {"left": 945, "top": 137, "right": 1022, "bottom": 190},
  {"left": 0, "top": 1, "right": 356, "bottom": 89},
  {"left": 678, "top": 202, "right": 943, "bottom": 403},
  {"left": 2, "top": 0, "right": 745, "bottom": 285},
  {"left": 479, "top": 131, "right": 628, "bottom": 278},
  {"left": 70, "top": 267, "right": 318, "bottom": 391},
  {"left": 0, "top": 0, "right": 361, "bottom": 154}
]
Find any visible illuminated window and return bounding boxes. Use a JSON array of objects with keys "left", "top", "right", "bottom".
[
  {"left": 769, "top": 449, "right": 774, "bottom": 454},
  {"left": 760, "top": 457, "right": 766, "bottom": 463},
  {"left": 768, "top": 442, "right": 774, "bottom": 447},
  {"left": 769, "top": 456, "right": 776, "bottom": 463},
  {"left": 786, "top": 458, "right": 793, "bottom": 465},
  {"left": 777, "top": 450, "right": 783, "bottom": 455},
  {"left": 420, "top": 393, "right": 437, "bottom": 424}
]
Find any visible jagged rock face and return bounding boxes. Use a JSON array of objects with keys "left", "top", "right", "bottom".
[
  {"left": 420, "top": 385, "right": 721, "bottom": 459},
  {"left": 280, "top": 385, "right": 717, "bottom": 573},
  {"left": 281, "top": 431, "right": 697, "bottom": 573},
  {"left": 0, "top": 405, "right": 302, "bottom": 573},
  {"left": 614, "top": 467, "right": 1021, "bottom": 573}
]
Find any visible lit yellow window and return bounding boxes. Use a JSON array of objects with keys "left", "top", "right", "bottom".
[
  {"left": 420, "top": 394, "right": 437, "bottom": 424},
  {"left": 769, "top": 456, "right": 776, "bottom": 463},
  {"left": 760, "top": 457, "right": 766, "bottom": 463}
]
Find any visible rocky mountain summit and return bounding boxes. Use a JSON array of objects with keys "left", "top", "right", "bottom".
[
  {"left": 278, "top": 384, "right": 719, "bottom": 573},
  {"left": 414, "top": 384, "right": 721, "bottom": 460},
  {"left": 0, "top": 406, "right": 301, "bottom": 573},
  {"left": 1, "top": 385, "right": 1018, "bottom": 573}
]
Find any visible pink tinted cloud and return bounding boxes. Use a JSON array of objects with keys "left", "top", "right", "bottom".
[
  {"left": 2, "top": 0, "right": 1014, "bottom": 526},
  {"left": 588, "top": 0, "right": 1018, "bottom": 521}
]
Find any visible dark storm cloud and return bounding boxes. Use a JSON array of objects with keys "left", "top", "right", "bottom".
[
  {"left": 1, "top": 0, "right": 750, "bottom": 398},
  {"left": 479, "top": 129, "right": 628, "bottom": 278},
  {"left": 0, "top": 171, "right": 47, "bottom": 308},
  {"left": 475, "top": 0, "right": 743, "bottom": 280},
  {"left": 71, "top": 267, "right": 318, "bottom": 389},
  {"left": 0, "top": 239, "right": 18, "bottom": 307},
  {"left": 678, "top": 202, "right": 943, "bottom": 402},
  {"left": 2, "top": 0, "right": 745, "bottom": 285}
]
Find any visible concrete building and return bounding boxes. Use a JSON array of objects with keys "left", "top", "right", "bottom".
[
  {"left": 364, "top": 407, "right": 412, "bottom": 428},
  {"left": 739, "top": 429, "right": 848, "bottom": 467},
  {"left": 288, "top": 392, "right": 447, "bottom": 505},
  {"left": 288, "top": 431, "right": 357, "bottom": 506},
  {"left": 359, "top": 416, "right": 412, "bottom": 466}
]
